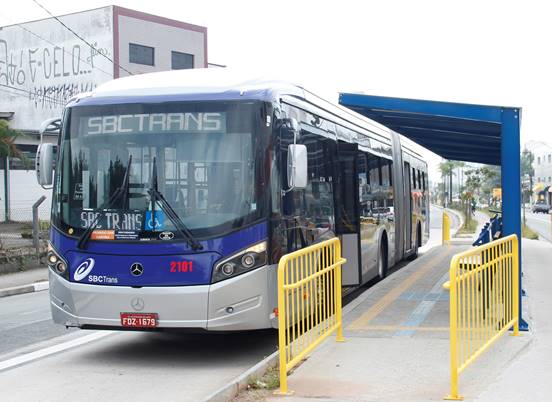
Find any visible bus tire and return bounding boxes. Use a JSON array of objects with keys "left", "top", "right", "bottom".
[{"left": 378, "top": 236, "right": 388, "bottom": 279}]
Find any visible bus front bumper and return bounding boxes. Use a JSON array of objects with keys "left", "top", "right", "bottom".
[{"left": 48, "top": 264, "right": 277, "bottom": 331}]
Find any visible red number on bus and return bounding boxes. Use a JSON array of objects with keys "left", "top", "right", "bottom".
[{"left": 170, "top": 261, "right": 193, "bottom": 273}]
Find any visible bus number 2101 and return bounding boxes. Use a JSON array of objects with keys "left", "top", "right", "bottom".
[{"left": 170, "top": 261, "right": 193, "bottom": 273}]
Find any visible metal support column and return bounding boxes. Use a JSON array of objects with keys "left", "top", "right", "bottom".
[
  {"left": 501, "top": 107, "right": 528, "bottom": 330},
  {"left": 2, "top": 156, "right": 9, "bottom": 223}
]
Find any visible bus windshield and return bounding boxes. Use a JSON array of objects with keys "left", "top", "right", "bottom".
[{"left": 54, "top": 101, "right": 264, "bottom": 240}]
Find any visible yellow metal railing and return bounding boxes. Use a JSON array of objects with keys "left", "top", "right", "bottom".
[
  {"left": 275, "top": 237, "right": 346, "bottom": 395},
  {"left": 442, "top": 211, "right": 451, "bottom": 245},
  {"left": 443, "top": 234, "right": 519, "bottom": 400}
]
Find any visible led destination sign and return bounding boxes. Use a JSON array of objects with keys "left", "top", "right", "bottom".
[{"left": 81, "top": 112, "right": 226, "bottom": 135}]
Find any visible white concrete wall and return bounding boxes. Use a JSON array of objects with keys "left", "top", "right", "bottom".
[
  {"left": 0, "top": 170, "right": 51, "bottom": 221},
  {"left": 117, "top": 14, "right": 205, "bottom": 77},
  {"left": 534, "top": 147, "right": 552, "bottom": 185},
  {"left": 1, "top": 7, "right": 206, "bottom": 219},
  {"left": 0, "top": 7, "right": 114, "bottom": 131}
]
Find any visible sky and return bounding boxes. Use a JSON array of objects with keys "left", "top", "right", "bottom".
[{"left": 2, "top": 0, "right": 551, "bottom": 179}]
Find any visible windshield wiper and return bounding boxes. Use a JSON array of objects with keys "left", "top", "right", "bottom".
[
  {"left": 148, "top": 157, "right": 203, "bottom": 251},
  {"left": 77, "top": 155, "right": 132, "bottom": 250}
]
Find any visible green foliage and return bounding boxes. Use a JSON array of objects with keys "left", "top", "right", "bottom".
[
  {"left": 0, "top": 120, "right": 31, "bottom": 169},
  {"left": 522, "top": 224, "right": 539, "bottom": 240},
  {"left": 247, "top": 365, "right": 280, "bottom": 390},
  {"left": 521, "top": 148, "right": 535, "bottom": 178}
]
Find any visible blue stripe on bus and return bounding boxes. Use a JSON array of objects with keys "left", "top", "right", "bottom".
[{"left": 50, "top": 221, "right": 267, "bottom": 286}]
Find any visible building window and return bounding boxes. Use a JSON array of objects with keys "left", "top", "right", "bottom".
[
  {"left": 171, "top": 51, "right": 194, "bottom": 70},
  {"left": 537, "top": 156, "right": 541, "bottom": 164},
  {"left": 549, "top": 154, "right": 551, "bottom": 163},
  {"left": 129, "top": 43, "right": 154, "bottom": 66},
  {"left": 549, "top": 177, "right": 551, "bottom": 182}
]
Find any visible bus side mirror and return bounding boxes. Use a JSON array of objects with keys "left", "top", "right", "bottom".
[
  {"left": 287, "top": 144, "right": 308, "bottom": 190},
  {"left": 36, "top": 143, "right": 55, "bottom": 188}
]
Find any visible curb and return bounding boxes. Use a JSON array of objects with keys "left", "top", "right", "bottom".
[
  {"left": 0, "top": 281, "right": 49, "bottom": 298},
  {"left": 201, "top": 350, "right": 279, "bottom": 402},
  {"left": 199, "top": 245, "right": 436, "bottom": 402},
  {"left": 444, "top": 208, "right": 464, "bottom": 237}
]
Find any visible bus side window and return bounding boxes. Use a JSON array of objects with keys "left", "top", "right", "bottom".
[
  {"left": 301, "top": 132, "right": 335, "bottom": 230},
  {"left": 357, "top": 153, "right": 368, "bottom": 216}
]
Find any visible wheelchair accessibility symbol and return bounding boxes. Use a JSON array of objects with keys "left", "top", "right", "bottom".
[{"left": 145, "top": 211, "right": 165, "bottom": 230}]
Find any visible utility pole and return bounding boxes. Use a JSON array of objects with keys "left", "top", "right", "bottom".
[{"left": 2, "top": 156, "right": 9, "bottom": 223}]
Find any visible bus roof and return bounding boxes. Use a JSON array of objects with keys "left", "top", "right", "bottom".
[
  {"left": 74, "top": 69, "right": 305, "bottom": 104},
  {"left": 71, "top": 69, "right": 425, "bottom": 163}
]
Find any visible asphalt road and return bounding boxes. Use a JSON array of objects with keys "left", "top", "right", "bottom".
[
  {"left": 525, "top": 210, "right": 552, "bottom": 242},
  {"left": 0, "top": 204, "right": 453, "bottom": 401},
  {"left": 0, "top": 290, "right": 278, "bottom": 401},
  {"left": 0, "top": 291, "right": 78, "bottom": 356}
]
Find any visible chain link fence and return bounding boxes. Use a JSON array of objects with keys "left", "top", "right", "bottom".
[{"left": 0, "top": 200, "right": 50, "bottom": 269}]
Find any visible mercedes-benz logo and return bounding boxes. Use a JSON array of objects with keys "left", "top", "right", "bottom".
[
  {"left": 131, "top": 297, "right": 145, "bottom": 311},
  {"left": 130, "top": 262, "right": 144, "bottom": 276}
]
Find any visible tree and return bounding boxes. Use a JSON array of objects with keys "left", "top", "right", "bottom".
[
  {"left": 521, "top": 148, "right": 534, "bottom": 204},
  {"left": 0, "top": 120, "right": 25, "bottom": 160},
  {"left": 454, "top": 161, "right": 466, "bottom": 196},
  {"left": 438, "top": 160, "right": 456, "bottom": 206},
  {"left": 479, "top": 165, "right": 501, "bottom": 206},
  {"left": 0, "top": 120, "right": 27, "bottom": 223}
]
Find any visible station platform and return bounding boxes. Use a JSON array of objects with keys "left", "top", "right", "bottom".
[{"left": 266, "top": 239, "right": 552, "bottom": 402}]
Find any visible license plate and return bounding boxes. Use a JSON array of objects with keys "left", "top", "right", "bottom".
[{"left": 120, "top": 313, "right": 158, "bottom": 328}]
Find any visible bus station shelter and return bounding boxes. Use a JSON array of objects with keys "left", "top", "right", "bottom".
[{"left": 338, "top": 93, "right": 527, "bottom": 329}]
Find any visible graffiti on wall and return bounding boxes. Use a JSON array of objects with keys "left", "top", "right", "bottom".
[{"left": 0, "top": 39, "right": 111, "bottom": 109}]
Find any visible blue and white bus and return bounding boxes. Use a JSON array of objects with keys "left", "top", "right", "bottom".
[{"left": 36, "top": 69, "right": 428, "bottom": 331}]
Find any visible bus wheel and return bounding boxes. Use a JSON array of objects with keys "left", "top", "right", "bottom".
[{"left": 378, "top": 241, "right": 388, "bottom": 279}]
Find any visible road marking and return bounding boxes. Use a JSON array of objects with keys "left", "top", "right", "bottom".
[
  {"left": 394, "top": 270, "right": 450, "bottom": 337},
  {"left": 20, "top": 309, "right": 49, "bottom": 316},
  {"left": 355, "top": 325, "right": 449, "bottom": 332},
  {"left": 347, "top": 247, "right": 452, "bottom": 330},
  {"left": 0, "top": 331, "right": 113, "bottom": 372}
]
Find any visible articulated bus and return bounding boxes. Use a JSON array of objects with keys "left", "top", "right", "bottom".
[{"left": 36, "top": 69, "right": 428, "bottom": 331}]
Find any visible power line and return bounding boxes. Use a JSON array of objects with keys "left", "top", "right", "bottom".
[
  {"left": 31, "top": 0, "right": 133, "bottom": 76},
  {"left": 0, "top": 83, "right": 66, "bottom": 107},
  {"left": 0, "top": 13, "right": 113, "bottom": 78},
  {"left": 15, "top": 22, "right": 113, "bottom": 77}
]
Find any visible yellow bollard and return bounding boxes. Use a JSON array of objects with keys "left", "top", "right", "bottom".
[{"left": 442, "top": 211, "right": 451, "bottom": 245}]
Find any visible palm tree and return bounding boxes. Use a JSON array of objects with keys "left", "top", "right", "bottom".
[
  {"left": 454, "top": 161, "right": 466, "bottom": 195},
  {"left": 438, "top": 160, "right": 456, "bottom": 206}
]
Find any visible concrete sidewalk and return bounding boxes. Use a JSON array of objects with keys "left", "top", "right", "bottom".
[
  {"left": 265, "top": 241, "right": 544, "bottom": 402},
  {"left": 0, "top": 267, "right": 49, "bottom": 298}
]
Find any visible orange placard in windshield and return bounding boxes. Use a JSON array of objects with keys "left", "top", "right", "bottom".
[{"left": 91, "top": 230, "right": 115, "bottom": 240}]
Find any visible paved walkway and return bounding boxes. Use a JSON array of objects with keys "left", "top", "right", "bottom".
[
  {"left": 266, "top": 240, "right": 543, "bottom": 402},
  {"left": 0, "top": 268, "right": 48, "bottom": 290}
]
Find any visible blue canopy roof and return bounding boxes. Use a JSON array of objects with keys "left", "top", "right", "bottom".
[
  {"left": 339, "top": 92, "right": 526, "bottom": 329},
  {"left": 338, "top": 93, "right": 508, "bottom": 165}
]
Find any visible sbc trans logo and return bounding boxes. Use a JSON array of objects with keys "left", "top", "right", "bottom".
[{"left": 74, "top": 258, "right": 95, "bottom": 281}]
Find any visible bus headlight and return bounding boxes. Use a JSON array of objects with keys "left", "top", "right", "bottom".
[
  {"left": 212, "top": 241, "right": 268, "bottom": 283},
  {"left": 47, "top": 243, "right": 69, "bottom": 280}
]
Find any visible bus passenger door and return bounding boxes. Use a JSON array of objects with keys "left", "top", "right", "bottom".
[
  {"left": 334, "top": 142, "right": 361, "bottom": 286},
  {"left": 403, "top": 161, "right": 412, "bottom": 252}
]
